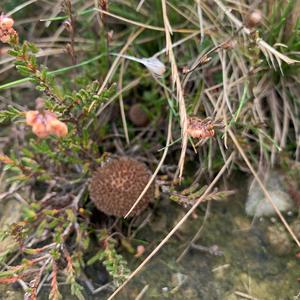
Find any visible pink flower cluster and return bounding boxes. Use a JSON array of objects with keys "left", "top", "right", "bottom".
[
  {"left": 26, "top": 110, "right": 68, "bottom": 138},
  {"left": 0, "top": 15, "right": 17, "bottom": 43}
]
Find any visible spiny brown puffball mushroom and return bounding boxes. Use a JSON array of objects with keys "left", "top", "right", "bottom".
[
  {"left": 89, "top": 157, "right": 154, "bottom": 217},
  {"left": 129, "top": 103, "right": 149, "bottom": 127}
]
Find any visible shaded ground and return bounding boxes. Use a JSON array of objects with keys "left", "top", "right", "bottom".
[
  {"left": 37, "top": 175, "right": 299, "bottom": 300},
  {"left": 113, "top": 177, "right": 299, "bottom": 300},
  {"left": 0, "top": 174, "right": 299, "bottom": 300}
]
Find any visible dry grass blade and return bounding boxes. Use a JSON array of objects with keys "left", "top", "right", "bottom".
[
  {"left": 257, "top": 39, "right": 299, "bottom": 74},
  {"left": 107, "top": 153, "right": 234, "bottom": 300},
  {"left": 124, "top": 112, "right": 172, "bottom": 218},
  {"left": 234, "top": 291, "right": 261, "bottom": 300},
  {"left": 136, "top": 0, "right": 146, "bottom": 12},
  {"left": 176, "top": 201, "right": 211, "bottom": 262},
  {"left": 153, "top": 30, "right": 200, "bottom": 57},
  {"left": 94, "top": 8, "right": 197, "bottom": 33},
  {"left": 118, "top": 59, "right": 130, "bottom": 145},
  {"left": 2, "top": 1, "right": 299, "bottom": 298},
  {"left": 97, "top": 28, "right": 144, "bottom": 96},
  {"left": 161, "top": 0, "right": 188, "bottom": 180},
  {"left": 196, "top": 0, "right": 205, "bottom": 40}
]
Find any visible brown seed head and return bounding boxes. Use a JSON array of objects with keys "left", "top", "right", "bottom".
[
  {"left": 89, "top": 157, "right": 154, "bottom": 217},
  {"left": 186, "top": 117, "right": 215, "bottom": 139},
  {"left": 129, "top": 103, "right": 149, "bottom": 127}
]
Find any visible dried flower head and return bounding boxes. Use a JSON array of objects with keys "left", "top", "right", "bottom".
[
  {"left": 140, "top": 57, "right": 166, "bottom": 77},
  {"left": 111, "top": 53, "right": 166, "bottom": 77},
  {"left": 186, "top": 117, "right": 215, "bottom": 139},
  {"left": 0, "top": 15, "right": 17, "bottom": 44},
  {"left": 89, "top": 157, "right": 155, "bottom": 217},
  {"left": 25, "top": 110, "right": 68, "bottom": 138}
]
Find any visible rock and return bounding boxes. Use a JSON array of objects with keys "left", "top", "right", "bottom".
[
  {"left": 266, "top": 224, "right": 292, "bottom": 256},
  {"left": 245, "top": 171, "right": 294, "bottom": 217}
]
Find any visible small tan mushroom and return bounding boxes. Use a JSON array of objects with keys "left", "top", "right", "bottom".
[
  {"left": 129, "top": 104, "right": 149, "bottom": 127},
  {"left": 89, "top": 157, "right": 154, "bottom": 217}
]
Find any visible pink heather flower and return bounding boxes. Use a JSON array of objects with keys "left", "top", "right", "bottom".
[
  {"left": 47, "top": 119, "right": 68, "bottom": 137},
  {"left": 25, "top": 110, "right": 68, "bottom": 138},
  {"left": 0, "top": 16, "right": 14, "bottom": 30},
  {"left": 0, "top": 15, "right": 17, "bottom": 44}
]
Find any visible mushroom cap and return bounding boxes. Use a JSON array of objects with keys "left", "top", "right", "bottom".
[{"left": 89, "top": 157, "right": 154, "bottom": 217}]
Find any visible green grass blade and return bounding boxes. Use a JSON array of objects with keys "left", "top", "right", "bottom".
[{"left": 0, "top": 54, "right": 105, "bottom": 91}]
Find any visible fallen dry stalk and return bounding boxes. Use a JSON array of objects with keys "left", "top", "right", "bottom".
[{"left": 161, "top": 0, "right": 188, "bottom": 180}]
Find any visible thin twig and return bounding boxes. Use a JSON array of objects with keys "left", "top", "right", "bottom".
[
  {"left": 161, "top": 0, "right": 188, "bottom": 180},
  {"left": 118, "top": 59, "right": 130, "bottom": 145}
]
